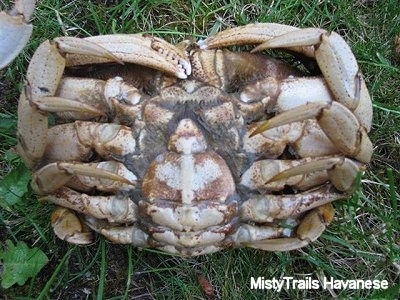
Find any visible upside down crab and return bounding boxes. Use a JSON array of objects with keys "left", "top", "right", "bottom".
[{"left": 14, "top": 22, "right": 372, "bottom": 256}]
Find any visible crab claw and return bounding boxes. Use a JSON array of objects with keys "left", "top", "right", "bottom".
[
  {"left": 0, "top": 0, "right": 36, "bottom": 68},
  {"left": 199, "top": 23, "right": 299, "bottom": 48},
  {"left": 54, "top": 37, "right": 124, "bottom": 64},
  {"left": 64, "top": 34, "right": 191, "bottom": 79},
  {"left": 200, "top": 23, "right": 372, "bottom": 134},
  {"left": 252, "top": 29, "right": 364, "bottom": 110},
  {"left": 251, "top": 27, "right": 373, "bottom": 131}
]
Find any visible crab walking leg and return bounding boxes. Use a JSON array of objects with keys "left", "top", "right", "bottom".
[
  {"left": 244, "top": 120, "right": 340, "bottom": 159},
  {"left": 231, "top": 224, "right": 288, "bottom": 246},
  {"left": 265, "top": 157, "right": 363, "bottom": 192},
  {"left": 251, "top": 101, "right": 373, "bottom": 163},
  {"left": 240, "top": 185, "right": 343, "bottom": 223},
  {"left": 64, "top": 34, "right": 191, "bottom": 79},
  {"left": 33, "top": 77, "right": 143, "bottom": 121},
  {"left": 50, "top": 78, "right": 110, "bottom": 120},
  {"left": 32, "top": 96, "right": 104, "bottom": 116},
  {"left": 241, "top": 158, "right": 328, "bottom": 191},
  {"left": 0, "top": 0, "right": 35, "bottom": 68},
  {"left": 241, "top": 76, "right": 372, "bottom": 162},
  {"left": 241, "top": 157, "right": 363, "bottom": 193},
  {"left": 244, "top": 203, "right": 334, "bottom": 251},
  {"left": 51, "top": 207, "right": 93, "bottom": 244},
  {"left": 31, "top": 161, "right": 136, "bottom": 195},
  {"left": 69, "top": 161, "right": 137, "bottom": 192},
  {"left": 41, "top": 187, "right": 137, "bottom": 223},
  {"left": 44, "top": 122, "right": 136, "bottom": 162},
  {"left": 85, "top": 217, "right": 149, "bottom": 246}
]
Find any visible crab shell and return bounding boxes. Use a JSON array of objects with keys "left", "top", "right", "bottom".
[{"left": 16, "top": 23, "right": 372, "bottom": 256}]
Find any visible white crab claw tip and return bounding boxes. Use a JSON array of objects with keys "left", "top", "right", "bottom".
[
  {"left": 197, "top": 39, "right": 207, "bottom": 49},
  {"left": 176, "top": 69, "right": 187, "bottom": 79}
]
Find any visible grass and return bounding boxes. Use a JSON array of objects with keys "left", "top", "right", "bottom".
[{"left": 0, "top": 0, "right": 399, "bottom": 298}]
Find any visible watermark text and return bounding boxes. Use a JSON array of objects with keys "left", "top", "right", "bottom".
[{"left": 250, "top": 276, "right": 389, "bottom": 291}]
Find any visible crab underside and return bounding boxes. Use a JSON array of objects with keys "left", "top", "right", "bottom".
[{"left": 11, "top": 21, "right": 372, "bottom": 256}]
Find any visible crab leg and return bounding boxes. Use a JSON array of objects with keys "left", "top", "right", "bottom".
[
  {"left": 51, "top": 78, "right": 110, "bottom": 120},
  {"left": 244, "top": 203, "right": 334, "bottom": 251},
  {"left": 241, "top": 157, "right": 362, "bottom": 193},
  {"left": 42, "top": 187, "right": 137, "bottom": 223},
  {"left": 34, "top": 77, "right": 144, "bottom": 122},
  {"left": 241, "top": 76, "right": 372, "bottom": 162},
  {"left": 231, "top": 224, "right": 288, "bottom": 246},
  {"left": 55, "top": 37, "right": 123, "bottom": 63},
  {"left": 16, "top": 41, "right": 64, "bottom": 167},
  {"left": 51, "top": 207, "right": 93, "bottom": 245},
  {"left": 44, "top": 121, "right": 136, "bottom": 162},
  {"left": 85, "top": 217, "right": 149, "bottom": 246},
  {"left": 251, "top": 101, "right": 373, "bottom": 163},
  {"left": 31, "top": 161, "right": 136, "bottom": 195},
  {"left": 33, "top": 96, "right": 104, "bottom": 116},
  {"left": 43, "top": 164, "right": 137, "bottom": 245},
  {"left": 264, "top": 157, "right": 363, "bottom": 193},
  {"left": 240, "top": 184, "right": 342, "bottom": 223},
  {"left": 252, "top": 30, "right": 360, "bottom": 108},
  {"left": 0, "top": 0, "right": 35, "bottom": 68},
  {"left": 84, "top": 218, "right": 231, "bottom": 256}
]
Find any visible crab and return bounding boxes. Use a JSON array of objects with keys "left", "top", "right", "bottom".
[
  {"left": 0, "top": 0, "right": 36, "bottom": 69},
  {"left": 16, "top": 23, "right": 372, "bottom": 257}
]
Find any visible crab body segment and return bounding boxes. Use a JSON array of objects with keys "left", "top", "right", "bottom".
[{"left": 16, "top": 23, "right": 373, "bottom": 256}]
